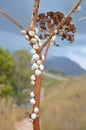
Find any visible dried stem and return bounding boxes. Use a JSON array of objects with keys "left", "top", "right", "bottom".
[
  {"left": 0, "top": 9, "right": 26, "bottom": 30},
  {"left": 65, "top": 0, "right": 83, "bottom": 18},
  {"left": 33, "top": 75, "right": 42, "bottom": 130},
  {"left": 29, "top": 0, "right": 40, "bottom": 30},
  {"left": 41, "top": 0, "right": 83, "bottom": 50},
  {"left": 73, "top": 16, "right": 86, "bottom": 24},
  {"left": 43, "top": 42, "right": 51, "bottom": 65}
]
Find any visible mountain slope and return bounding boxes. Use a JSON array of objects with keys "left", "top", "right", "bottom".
[{"left": 45, "top": 57, "right": 86, "bottom": 76}]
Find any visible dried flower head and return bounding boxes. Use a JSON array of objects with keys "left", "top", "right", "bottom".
[{"left": 36, "top": 11, "right": 76, "bottom": 43}]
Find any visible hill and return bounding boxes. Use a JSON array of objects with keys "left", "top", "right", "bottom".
[{"left": 45, "top": 57, "right": 86, "bottom": 76}]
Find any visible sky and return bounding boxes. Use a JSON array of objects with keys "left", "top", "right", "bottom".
[{"left": 0, "top": 0, "right": 86, "bottom": 69}]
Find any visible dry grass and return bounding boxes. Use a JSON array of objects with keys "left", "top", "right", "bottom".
[
  {"left": 0, "top": 100, "right": 25, "bottom": 130},
  {"left": 41, "top": 75, "right": 86, "bottom": 130},
  {"left": 0, "top": 75, "right": 86, "bottom": 130}
]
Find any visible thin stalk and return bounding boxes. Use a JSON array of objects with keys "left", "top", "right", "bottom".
[
  {"left": 73, "top": 16, "right": 86, "bottom": 24},
  {"left": 65, "top": 0, "right": 83, "bottom": 18},
  {"left": 0, "top": 9, "right": 26, "bottom": 30},
  {"left": 33, "top": 75, "right": 42, "bottom": 130},
  {"left": 43, "top": 42, "right": 51, "bottom": 65},
  {"left": 29, "top": 0, "right": 40, "bottom": 30}
]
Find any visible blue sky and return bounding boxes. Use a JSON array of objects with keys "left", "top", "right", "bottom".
[{"left": 0, "top": 0, "right": 86, "bottom": 69}]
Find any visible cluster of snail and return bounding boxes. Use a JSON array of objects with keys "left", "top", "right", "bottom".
[
  {"left": 20, "top": 4, "right": 81, "bottom": 123},
  {"left": 21, "top": 28, "right": 45, "bottom": 122}
]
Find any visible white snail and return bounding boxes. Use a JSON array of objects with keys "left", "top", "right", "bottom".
[
  {"left": 31, "top": 113, "right": 37, "bottom": 120},
  {"left": 21, "top": 30, "right": 27, "bottom": 35},
  {"left": 30, "top": 91, "right": 35, "bottom": 98},
  {"left": 35, "top": 69, "right": 41, "bottom": 76},
  {"left": 30, "top": 98, "right": 36, "bottom": 105},
  {"left": 34, "top": 107, "right": 39, "bottom": 113},
  {"left": 31, "top": 75, "right": 36, "bottom": 81},
  {"left": 31, "top": 80, "right": 35, "bottom": 86}
]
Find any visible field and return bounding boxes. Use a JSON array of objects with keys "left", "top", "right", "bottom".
[
  {"left": 41, "top": 75, "right": 86, "bottom": 130},
  {"left": 0, "top": 74, "right": 86, "bottom": 130}
]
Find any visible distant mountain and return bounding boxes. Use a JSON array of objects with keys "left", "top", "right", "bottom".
[{"left": 45, "top": 57, "right": 86, "bottom": 76}]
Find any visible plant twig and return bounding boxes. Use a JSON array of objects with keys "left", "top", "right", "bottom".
[
  {"left": 0, "top": 9, "right": 26, "bottom": 30},
  {"left": 29, "top": 0, "right": 40, "bottom": 30},
  {"left": 65, "top": 0, "right": 83, "bottom": 18},
  {"left": 73, "top": 16, "right": 86, "bottom": 24},
  {"left": 33, "top": 75, "right": 42, "bottom": 130},
  {"left": 43, "top": 42, "right": 51, "bottom": 65},
  {"left": 41, "top": 0, "right": 83, "bottom": 50}
]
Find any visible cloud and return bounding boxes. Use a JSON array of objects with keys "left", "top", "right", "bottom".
[{"left": 0, "top": 0, "right": 86, "bottom": 69}]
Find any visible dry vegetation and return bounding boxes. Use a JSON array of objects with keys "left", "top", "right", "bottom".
[
  {"left": 41, "top": 75, "right": 86, "bottom": 130},
  {"left": 0, "top": 100, "right": 25, "bottom": 130},
  {"left": 0, "top": 75, "right": 86, "bottom": 130}
]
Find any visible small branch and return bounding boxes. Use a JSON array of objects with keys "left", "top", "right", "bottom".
[
  {"left": 73, "top": 16, "right": 86, "bottom": 24},
  {"left": 0, "top": 9, "right": 26, "bottom": 30},
  {"left": 41, "top": 0, "right": 83, "bottom": 50},
  {"left": 42, "top": 42, "right": 51, "bottom": 65},
  {"left": 65, "top": 0, "right": 83, "bottom": 18},
  {"left": 40, "top": 35, "right": 52, "bottom": 51},
  {"left": 29, "top": 0, "right": 40, "bottom": 30}
]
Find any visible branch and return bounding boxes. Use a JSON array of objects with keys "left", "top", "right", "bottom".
[
  {"left": 41, "top": 0, "right": 83, "bottom": 50},
  {"left": 42, "top": 42, "right": 51, "bottom": 65},
  {"left": 0, "top": 9, "right": 26, "bottom": 30},
  {"left": 29, "top": 0, "right": 40, "bottom": 30},
  {"left": 73, "top": 16, "right": 86, "bottom": 24},
  {"left": 65, "top": 0, "right": 83, "bottom": 18}
]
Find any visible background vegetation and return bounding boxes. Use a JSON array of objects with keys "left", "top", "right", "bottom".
[{"left": 0, "top": 47, "right": 86, "bottom": 130}]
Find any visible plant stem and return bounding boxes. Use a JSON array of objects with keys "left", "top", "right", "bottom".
[
  {"left": 0, "top": 9, "right": 26, "bottom": 30},
  {"left": 65, "top": 0, "right": 83, "bottom": 18},
  {"left": 33, "top": 75, "right": 42, "bottom": 130},
  {"left": 29, "top": 0, "right": 40, "bottom": 30},
  {"left": 73, "top": 16, "right": 86, "bottom": 24},
  {"left": 43, "top": 42, "right": 51, "bottom": 65}
]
